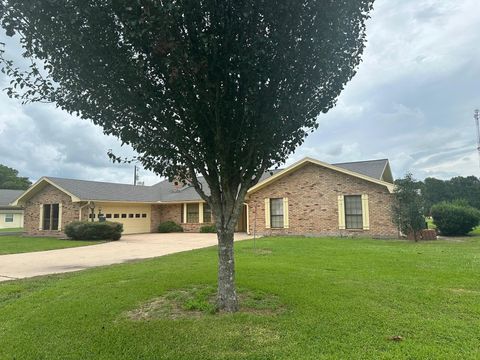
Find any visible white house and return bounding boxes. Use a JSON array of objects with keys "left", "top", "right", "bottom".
[{"left": 0, "top": 189, "right": 24, "bottom": 229}]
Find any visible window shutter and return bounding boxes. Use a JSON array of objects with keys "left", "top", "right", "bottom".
[
  {"left": 264, "top": 198, "right": 271, "bottom": 229},
  {"left": 199, "top": 202, "right": 204, "bottom": 224},
  {"left": 183, "top": 203, "right": 187, "bottom": 223},
  {"left": 338, "top": 195, "right": 346, "bottom": 230},
  {"left": 58, "top": 203, "right": 63, "bottom": 231},
  {"left": 39, "top": 204, "right": 44, "bottom": 230},
  {"left": 362, "top": 194, "right": 370, "bottom": 230},
  {"left": 283, "top": 197, "right": 289, "bottom": 228}
]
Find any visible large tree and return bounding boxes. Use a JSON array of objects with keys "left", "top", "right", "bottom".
[
  {"left": 0, "top": 0, "right": 374, "bottom": 312},
  {"left": 0, "top": 164, "right": 31, "bottom": 190}
]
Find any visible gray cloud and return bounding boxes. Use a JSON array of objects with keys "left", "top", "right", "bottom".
[
  {"left": 290, "top": 0, "right": 480, "bottom": 180},
  {"left": 1, "top": 0, "right": 479, "bottom": 184}
]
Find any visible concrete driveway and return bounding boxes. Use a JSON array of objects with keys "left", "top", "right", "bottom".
[{"left": 0, "top": 233, "right": 252, "bottom": 282}]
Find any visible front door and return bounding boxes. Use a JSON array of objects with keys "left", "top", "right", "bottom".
[{"left": 235, "top": 205, "right": 247, "bottom": 232}]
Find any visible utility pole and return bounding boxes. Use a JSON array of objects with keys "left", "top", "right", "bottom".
[{"left": 134, "top": 165, "right": 138, "bottom": 186}]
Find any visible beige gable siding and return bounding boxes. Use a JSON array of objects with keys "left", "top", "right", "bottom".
[{"left": 246, "top": 163, "right": 397, "bottom": 238}]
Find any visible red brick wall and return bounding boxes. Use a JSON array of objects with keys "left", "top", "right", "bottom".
[
  {"left": 246, "top": 163, "right": 398, "bottom": 238},
  {"left": 24, "top": 184, "right": 81, "bottom": 237},
  {"left": 150, "top": 204, "right": 162, "bottom": 232},
  {"left": 154, "top": 203, "right": 215, "bottom": 233}
]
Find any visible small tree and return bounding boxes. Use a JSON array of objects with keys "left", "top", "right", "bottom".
[
  {"left": 0, "top": 1, "right": 374, "bottom": 311},
  {"left": 392, "top": 173, "right": 425, "bottom": 241}
]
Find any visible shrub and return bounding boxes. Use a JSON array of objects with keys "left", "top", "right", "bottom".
[
  {"left": 431, "top": 202, "right": 480, "bottom": 236},
  {"left": 157, "top": 221, "right": 183, "bottom": 233},
  {"left": 200, "top": 224, "right": 217, "bottom": 233},
  {"left": 65, "top": 221, "right": 123, "bottom": 240}
]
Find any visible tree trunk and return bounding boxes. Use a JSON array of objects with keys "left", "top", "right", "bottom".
[{"left": 216, "top": 227, "right": 238, "bottom": 312}]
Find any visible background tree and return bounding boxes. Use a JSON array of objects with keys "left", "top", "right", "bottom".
[
  {"left": 0, "top": 164, "right": 31, "bottom": 190},
  {"left": 422, "top": 176, "right": 480, "bottom": 213},
  {"left": 422, "top": 177, "right": 451, "bottom": 215},
  {"left": 449, "top": 176, "right": 480, "bottom": 209},
  {"left": 0, "top": 0, "right": 374, "bottom": 312},
  {"left": 392, "top": 174, "right": 425, "bottom": 241}
]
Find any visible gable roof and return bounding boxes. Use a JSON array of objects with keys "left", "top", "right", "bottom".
[
  {"left": 13, "top": 158, "right": 394, "bottom": 205},
  {"left": 247, "top": 157, "right": 395, "bottom": 194},
  {"left": 334, "top": 159, "right": 393, "bottom": 183},
  {"left": 0, "top": 189, "right": 25, "bottom": 209},
  {"left": 13, "top": 177, "right": 162, "bottom": 205},
  {"left": 44, "top": 177, "right": 161, "bottom": 202}
]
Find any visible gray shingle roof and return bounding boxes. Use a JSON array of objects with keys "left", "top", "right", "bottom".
[
  {"left": 149, "top": 169, "right": 283, "bottom": 202},
  {"left": 333, "top": 159, "right": 390, "bottom": 182},
  {"left": 0, "top": 189, "right": 25, "bottom": 209},
  {"left": 45, "top": 177, "right": 161, "bottom": 202},
  {"left": 37, "top": 159, "right": 391, "bottom": 203}
]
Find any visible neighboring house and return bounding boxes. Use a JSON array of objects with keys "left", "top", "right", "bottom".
[
  {"left": 12, "top": 157, "right": 398, "bottom": 238},
  {"left": 0, "top": 189, "right": 25, "bottom": 229}
]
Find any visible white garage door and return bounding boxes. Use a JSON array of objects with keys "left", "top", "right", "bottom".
[{"left": 97, "top": 203, "right": 152, "bottom": 234}]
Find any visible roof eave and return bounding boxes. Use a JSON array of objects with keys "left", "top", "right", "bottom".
[
  {"left": 12, "top": 177, "right": 81, "bottom": 205},
  {"left": 82, "top": 199, "right": 160, "bottom": 204}
]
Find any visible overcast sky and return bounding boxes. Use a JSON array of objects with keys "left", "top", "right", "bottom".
[{"left": 1, "top": 0, "right": 479, "bottom": 185}]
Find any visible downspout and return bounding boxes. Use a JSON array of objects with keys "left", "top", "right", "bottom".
[
  {"left": 244, "top": 203, "right": 250, "bottom": 235},
  {"left": 79, "top": 201, "right": 92, "bottom": 221}
]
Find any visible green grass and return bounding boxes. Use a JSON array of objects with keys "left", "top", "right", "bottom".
[
  {"left": 0, "top": 227, "right": 24, "bottom": 233},
  {"left": 1, "top": 236, "right": 480, "bottom": 359},
  {"left": 0, "top": 236, "right": 101, "bottom": 255}
]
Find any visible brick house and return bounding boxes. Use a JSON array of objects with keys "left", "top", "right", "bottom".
[{"left": 12, "top": 157, "right": 398, "bottom": 238}]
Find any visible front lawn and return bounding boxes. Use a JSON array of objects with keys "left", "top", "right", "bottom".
[
  {"left": 0, "top": 227, "right": 24, "bottom": 233},
  {"left": 1, "top": 236, "right": 480, "bottom": 359},
  {"left": 0, "top": 236, "right": 100, "bottom": 255}
]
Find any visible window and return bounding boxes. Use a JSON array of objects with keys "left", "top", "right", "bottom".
[
  {"left": 43, "top": 204, "right": 51, "bottom": 230},
  {"left": 106, "top": 214, "right": 112, "bottom": 219},
  {"left": 270, "top": 198, "right": 284, "bottom": 228},
  {"left": 344, "top": 195, "right": 363, "bottom": 229},
  {"left": 121, "top": 214, "right": 127, "bottom": 218},
  {"left": 5, "top": 214, "right": 13, "bottom": 223},
  {"left": 89, "top": 213, "right": 96, "bottom": 219},
  {"left": 187, "top": 203, "right": 199, "bottom": 223},
  {"left": 113, "top": 214, "right": 119, "bottom": 219},
  {"left": 203, "top": 204, "right": 212, "bottom": 223},
  {"left": 51, "top": 204, "right": 59, "bottom": 230},
  {"left": 135, "top": 213, "right": 141, "bottom": 218},
  {"left": 129, "top": 214, "right": 134, "bottom": 218},
  {"left": 42, "top": 203, "right": 60, "bottom": 230},
  {"left": 142, "top": 213, "right": 147, "bottom": 218}
]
